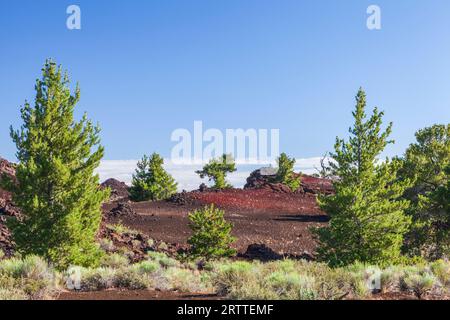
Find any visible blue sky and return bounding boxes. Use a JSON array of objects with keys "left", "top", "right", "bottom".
[{"left": 1, "top": 0, "right": 450, "bottom": 162}]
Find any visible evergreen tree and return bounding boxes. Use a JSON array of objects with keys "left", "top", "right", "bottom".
[
  {"left": 400, "top": 124, "right": 450, "bottom": 259},
  {"left": 1, "top": 60, "right": 109, "bottom": 269},
  {"left": 314, "top": 88, "right": 412, "bottom": 267},
  {"left": 275, "top": 153, "right": 301, "bottom": 191},
  {"left": 196, "top": 154, "right": 236, "bottom": 189},
  {"left": 188, "top": 205, "right": 236, "bottom": 259},
  {"left": 129, "top": 153, "right": 178, "bottom": 201}
]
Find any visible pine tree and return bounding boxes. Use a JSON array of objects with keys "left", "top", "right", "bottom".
[
  {"left": 2, "top": 60, "right": 109, "bottom": 269},
  {"left": 400, "top": 124, "right": 450, "bottom": 259},
  {"left": 275, "top": 153, "right": 301, "bottom": 191},
  {"left": 416, "top": 165, "right": 450, "bottom": 258},
  {"left": 129, "top": 153, "right": 178, "bottom": 201},
  {"left": 196, "top": 154, "right": 237, "bottom": 189},
  {"left": 314, "top": 88, "right": 412, "bottom": 267},
  {"left": 188, "top": 205, "right": 236, "bottom": 259}
]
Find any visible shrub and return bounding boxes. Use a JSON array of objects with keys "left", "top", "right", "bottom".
[
  {"left": 196, "top": 154, "right": 236, "bottom": 189},
  {"left": 113, "top": 268, "right": 148, "bottom": 290},
  {"left": 275, "top": 153, "right": 301, "bottom": 192},
  {"left": 147, "top": 251, "right": 179, "bottom": 268},
  {"left": 79, "top": 267, "right": 116, "bottom": 291},
  {"left": 158, "top": 242, "right": 169, "bottom": 251},
  {"left": 107, "top": 223, "right": 138, "bottom": 236},
  {"left": 402, "top": 272, "right": 437, "bottom": 299},
  {"left": 100, "top": 253, "right": 130, "bottom": 269},
  {"left": 0, "top": 255, "right": 56, "bottom": 299},
  {"left": 188, "top": 205, "right": 237, "bottom": 259},
  {"left": 130, "top": 153, "right": 178, "bottom": 201},
  {"left": 0, "top": 255, "right": 51, "bottom": 280},
  {"left": 265, "top": 272, "right": 317, "bottom": 300},
  {"left": 430, "top": 260, "right": 450, "bottom": 286},
  {"left": 165, "top": 268, "right": 202, "bottom": 292},
  {"left": 99, "top": 238, "right": 115, "bottom": 252},
  {"left": 212, "top": 261, "right": 256, "bottom": 296},
  {"left": 0, "top": 257, "right": 26, "bottom": 277},
  {"left": 134, "top": 260, "right": 160, "bottom": 274},
  {"left": 0, "top": 288, "right": 28, "bottom": 300},
  {"left": 380, "top": 266, "right": 404, "bottom": 293}
]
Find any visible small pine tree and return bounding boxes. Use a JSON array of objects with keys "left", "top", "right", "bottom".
[
  {"left": 275, "top": 153, "right": 301, "bottom": 191},
  {"left": 188, "top": 205, "right": 237, "bottom": 259},
  {"left": 1, "top": 60, "right": 109, "bottom": 269},
  {"left": 129, "top": 153, "right": 178, "bottom": 202},
  {"left": 314, "top": 88, "right": 412, "bottom": 267},
  {"left": 196, "top": 154, "right": 237, "bottom": 189}
]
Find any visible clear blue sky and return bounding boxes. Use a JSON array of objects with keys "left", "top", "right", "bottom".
[{"left": 1, "top": 0, "right": 449, "bottom": 161}]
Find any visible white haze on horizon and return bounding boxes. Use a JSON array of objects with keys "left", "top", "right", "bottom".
[{"left": 96, "top": 157, "right": 324, "bottom": 191}]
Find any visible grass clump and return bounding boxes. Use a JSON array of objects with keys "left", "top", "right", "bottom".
[
  {"left": 113, "top": 268, "right": 148, "bottom": 290},
  {"left": 0, "top": 255, "right": 57, "bottom": 300},
  {"left": 430, "top": 260, "right": 450, "bottom": 286},
  {"left": 99, "top": 238, "right": 115, "bottom": 252},
  {"left": 107, "top": 223, "right": 138, "bottom": 236},
  {"left": 134, "top": 260, "right": 160, "bottom": 274},
  {"left": 148, "top": 251, "right": 179, "bottom": 268},
  {"left": 401, "top": 269, "right": 439, "bottom": 299},
  {"left": 78, "top": 267, "right": 116, "bottom": 291},
  {"left": 100, "top": 253, "right": 130, "bottom": 269},
  {"left": 0, "top": 288, "right": 29, "bottom": 300},
  {"left": 265, "top": 272, "right": 317, "bottom": 300}
]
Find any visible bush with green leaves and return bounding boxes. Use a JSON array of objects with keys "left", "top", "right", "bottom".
[
  {"left": 188, "top": 205, "right": 237, "bottom": 259},
  {"left": 130, "top": 153, "right": 178, "bottom": 201},
  {"left": 1, "top": 60, "right": 109, "bottom": 269},
  {"left": 196, "top": 154, "right": 237, "bottom": 189},
  {"left": 314, "top": 89, "right": 412, "bottom": 267},
  {"left": 275, "top": 153, "right": 301, "bottom": 191},
  {"left": 398, "top": 124, "right": 449, "bottom": 259}
]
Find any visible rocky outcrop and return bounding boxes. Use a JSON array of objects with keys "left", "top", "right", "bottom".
[
  {"left": 301, "top": 175, "right": 334, "bottom": 195},
  {"left": 167, "top": 190, "right": 197, "bottom": 206},
  {"left": 239, "top": 244, "right": 283, "bottom": 261},
  {"left": 0, "top": 217, "right": 14, "bottom": 258},
  {"left": 100, "top": 224, "right": 187, "bottom": 263},
  {"left": 0, "top": 158, "right": 20, "bottom": 217},
  {"left": 244, "top": 167, "right": 334, "bottom": 195},
  {"left": 107, "top": 202, "right": 137, "bottom": 218},
  {"left": 0, "top": 157, "right": 15, "bottom": 179},
  {"left": 244, "top": 167, "right": 278, "bottom": 189},
  {"left": 101, "top": 178, "right": 130, "bottom": 202}
]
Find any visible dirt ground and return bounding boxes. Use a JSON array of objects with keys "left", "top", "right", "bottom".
[{"left": 105, "top": 188, "right": 328, "bottom": 257}]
